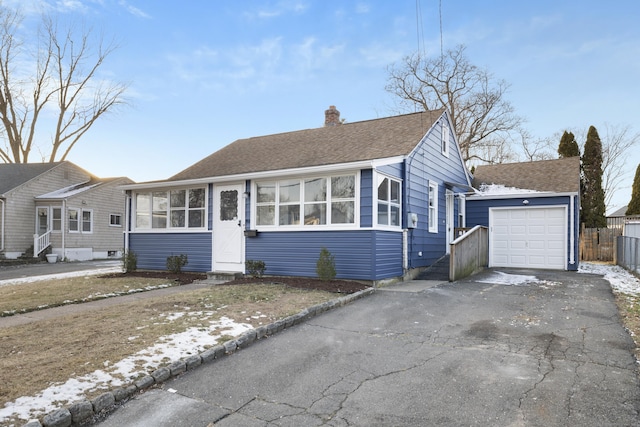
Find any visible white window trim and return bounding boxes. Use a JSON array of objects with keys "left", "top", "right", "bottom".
[
  {"left": 441, "top": 124, "right": 450, "bottom": 158},
  {"left": 68, "top": 207, "right": 80, "bottom": 233},
  {"left": 374, "top": 172, "right": 402, "bottom": 230},
  {"left": 132, "top": 186, "right": 208, "bottom": 232},
  {"left": 52, "top": 207, "right": 62, "bottom": 233},
  {"left": 109, "top": 213, "right": 123, "bottom": 227},
  {"left": 457, "top": 194, "right": 466, "bottom": 228},
  {"left": 81, "top": 209, "right": 93, "bottom": 234},
  {"left": 428, "top": 181, "right": 438, "bottom": 233},
  {"left": 253, "top": 171, "right": 360, "bottom": 231}
]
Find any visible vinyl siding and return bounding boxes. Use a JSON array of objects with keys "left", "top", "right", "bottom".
[
  {"left": 3, "top": 163, "right": 92, "bottom": 254},
  {"left": 246, "top": 230, "right": 403, "bottom": 280},
  {"left": 360, "top": 169, "right": 373, "bottom": 228},
  {"left": 404, "top": 116, "right": 470, "bottom": 268},
  {"left": 129, "top": 232, "right": 212, "bottom": 272},
  {"left": 56, "top": 177, "right": 131, "bottom": 255}
]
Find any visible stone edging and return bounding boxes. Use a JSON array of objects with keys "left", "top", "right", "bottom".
[{"left": 21, "top": 287, "right": 376, "bottom": 427}]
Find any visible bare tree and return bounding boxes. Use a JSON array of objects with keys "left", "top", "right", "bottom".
[
  {"left": 599, "top": 123, "right": 640, "bottom": 208},
  {"left": 386, "top": 44, "right": 523, "bottom": 163},
  {"left": 563, "top": 124, "right": 640, "bottom": 209},
  {"left": 0, "top": 6, "right": 128, "bottom": 163},
  {"left": 518, "top": 128, "right": 555, "bottom": 162}
]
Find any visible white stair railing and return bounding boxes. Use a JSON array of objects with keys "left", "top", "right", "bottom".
[{"left": 34, "top": 230, "right": 52, "bottom": 257}]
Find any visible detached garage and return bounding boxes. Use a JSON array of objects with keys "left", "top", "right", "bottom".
[
  {"left": 490, "top": 206, "right": 567, "bottom": 269},
  {"left": 466, "top": 157, "right": 581, "bottom": 271}
]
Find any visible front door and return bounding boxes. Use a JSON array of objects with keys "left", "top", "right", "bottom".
[
  {"left": 213, "top": 184, "right": 245, "bottom": 273},
  {"left": 445, "top": 190, "right": 454, "bottom": 254}
]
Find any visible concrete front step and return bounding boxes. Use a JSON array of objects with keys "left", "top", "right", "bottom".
[{"left": 206, "top": 271, "right": 244, "bottom": 281}]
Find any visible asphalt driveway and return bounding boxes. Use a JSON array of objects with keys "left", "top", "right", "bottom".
[{"left": 95, "top": 268, "right": 640, "bottom": 427}]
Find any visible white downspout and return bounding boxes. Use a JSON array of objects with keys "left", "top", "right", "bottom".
[
  {"left": 124, "top": 194, "right": 131, "bottom": 254},
  {"left": 62, "top": 200, "right": 66, "bottom": 260},
  {"left": 0, "top": 199, "right": 5, "bottom": 252},
  {"left": 569, "top": 195, "right": 575, "bottom": 265}
]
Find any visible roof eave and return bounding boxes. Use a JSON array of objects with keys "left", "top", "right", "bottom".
[
  {"left": 466, "top": 191, "right": 579, "bottom": 200},
  {"left": 121, "top": 157, "right": 405, "bottom": 191}
]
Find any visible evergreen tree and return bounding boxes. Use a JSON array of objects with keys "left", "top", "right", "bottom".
[
  {"left": 557, "top": 131, "right": 580, "bottom": 158},
  {"left": 581, "top": 126, "right": 607, "bottom": 227},
  {"left": 626, "top": 164, "right": 640, "bottom": 215}
]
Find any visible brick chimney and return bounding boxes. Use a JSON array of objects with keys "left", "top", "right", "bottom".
[{"left": 324, "top": 105, "right": 341, "bottom": 126}]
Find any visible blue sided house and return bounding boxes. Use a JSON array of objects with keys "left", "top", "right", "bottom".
[
  {"left": 466, "top": 156, "right": 581, "bottom": 271},
  {"left": 122, "top": 106, "right": 473, "bottom": 282}
]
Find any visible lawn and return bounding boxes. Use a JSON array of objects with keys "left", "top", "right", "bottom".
[{"left": 0, "top": 275, "right": 341, "bottom": 425}]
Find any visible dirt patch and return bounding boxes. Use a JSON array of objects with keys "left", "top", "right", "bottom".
[{"left": 99, "top": 271, "right": 207, "bottom": 285}]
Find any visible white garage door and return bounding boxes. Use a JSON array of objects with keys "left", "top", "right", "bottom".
[{"left": 490, "top": 206, "right": 566, "bottom": 270}]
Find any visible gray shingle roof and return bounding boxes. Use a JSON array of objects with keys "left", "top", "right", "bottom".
[
  {"left": 0, "top": 162, "right": 63, "bottom": 195},
  {"left": 472, "top": 157, "right": 581, "bottom": 193},
  {"left": 170, "top": 109, "right": 446, "bottom": 181}
]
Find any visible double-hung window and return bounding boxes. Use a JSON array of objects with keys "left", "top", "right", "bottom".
[
  {"left": 82, "top": 210, "right": 93, "bottom": 233},
  {"left": 68, "top": 208, "right": 92, "bottom": 233},
  {"left": 377, "top": 175, "right": 401, "bottom": 227},
  {"left": 52, "top": 208, "right": 62, "bottom": 232},
  {"left": 255, "top": 174, "right": 356, "bottom": 227},
  {"left": 68, "top": 209, "right": 79, "bottom": 232},
  {"left": 428, "top": 181, "right": 438, "bottom": 233},
  {"left": 134, "top": 187, "right": 206, "bottom": 230},
  {"left": 169, "top": 188, "right": 206, "bottom": 228},
  {"left": 279, "top": 180, "right": 301, "bottom": 225}
]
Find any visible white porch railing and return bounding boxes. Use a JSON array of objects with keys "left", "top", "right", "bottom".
[{"left": 34, "top": 230, "right": 52, "bottom": 257}]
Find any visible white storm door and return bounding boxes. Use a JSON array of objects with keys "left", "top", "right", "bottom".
[
  {"left": 445, "top": 190, "right": 454, "bottom": 254},
  {"left": 36, "top": 207, "right": 49, "bottom": 235},
  {"left": 213, "top": 184, "right": 245, "bottom": 273}
]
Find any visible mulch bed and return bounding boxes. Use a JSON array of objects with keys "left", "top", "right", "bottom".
[
  {"left": 223, "top": 276, "right": 370, "bottom": 294},
  {"left": 103, "top": 271, "right": 370, "bottom": 294}
]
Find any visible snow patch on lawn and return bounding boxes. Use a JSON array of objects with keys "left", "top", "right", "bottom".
[
  {"left": 0, "top": 316, "right": 252, "bottom": 423},
  {"left": 579, "top": 262, "right": 640, "bottom": 295}
]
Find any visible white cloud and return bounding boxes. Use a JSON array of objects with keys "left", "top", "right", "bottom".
[
  {"left": 118, "top": 0, "right": 151, "bottom": 19},
  {"left": 246, "top": 1, "right": 309, "bottom": 20},
  {"left": 356, "top": 3, "right": 370, "bottom": 14}
]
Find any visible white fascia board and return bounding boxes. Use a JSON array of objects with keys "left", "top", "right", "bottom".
[
  {"left": 120, "top": 159, "right": 386, "bottom": 191},
  {"left": 466, "top": 191, "right": 579, "bottom": 200}
]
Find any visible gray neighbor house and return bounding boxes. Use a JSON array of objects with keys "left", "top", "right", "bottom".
[
  {"left": 0, "top": 161, "right": 132, "bottom": 261},
  {"left": 121, "top": 106, "right": 581, "bottom": 282}
]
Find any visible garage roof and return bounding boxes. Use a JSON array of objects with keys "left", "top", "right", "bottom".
[{"left": 472, "top": 157, "right": 580, "bottom": 193}]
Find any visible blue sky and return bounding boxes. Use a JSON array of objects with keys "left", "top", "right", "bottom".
[{"left": 11, "top": 0, "right": 640, "bottom": 212}]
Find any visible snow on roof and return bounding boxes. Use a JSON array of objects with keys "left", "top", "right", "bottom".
[
  {"left": 472, "top": 183, "right": 542, "bottom": 196},
  {"left": 35, "top": 181, "right": 102, "bottom": 199}
]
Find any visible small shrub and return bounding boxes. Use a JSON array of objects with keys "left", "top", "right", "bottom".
[
  {"left": 122, "top": 251, "right": 137, "bottom": 273},
  {"left": 245, "top": 260, "right": 266, "bottom": 277},
  {"left": 316, "top": 247, "right": 336, "bottom": 281},
  {"left": 167, "top": 254, "right": 189, "bottom": 274}
]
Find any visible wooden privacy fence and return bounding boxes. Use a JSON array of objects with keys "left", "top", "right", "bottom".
[{"left": 580, "top": 225, "right": 622, "bottom": 262}]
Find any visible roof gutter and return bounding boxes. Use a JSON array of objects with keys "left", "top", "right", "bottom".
[
  {"left": 466, "top": 191, "right": 579, "bottom": 200},
  {"left": 120, "top": 158, "right": 404, "bottom": 191}
]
